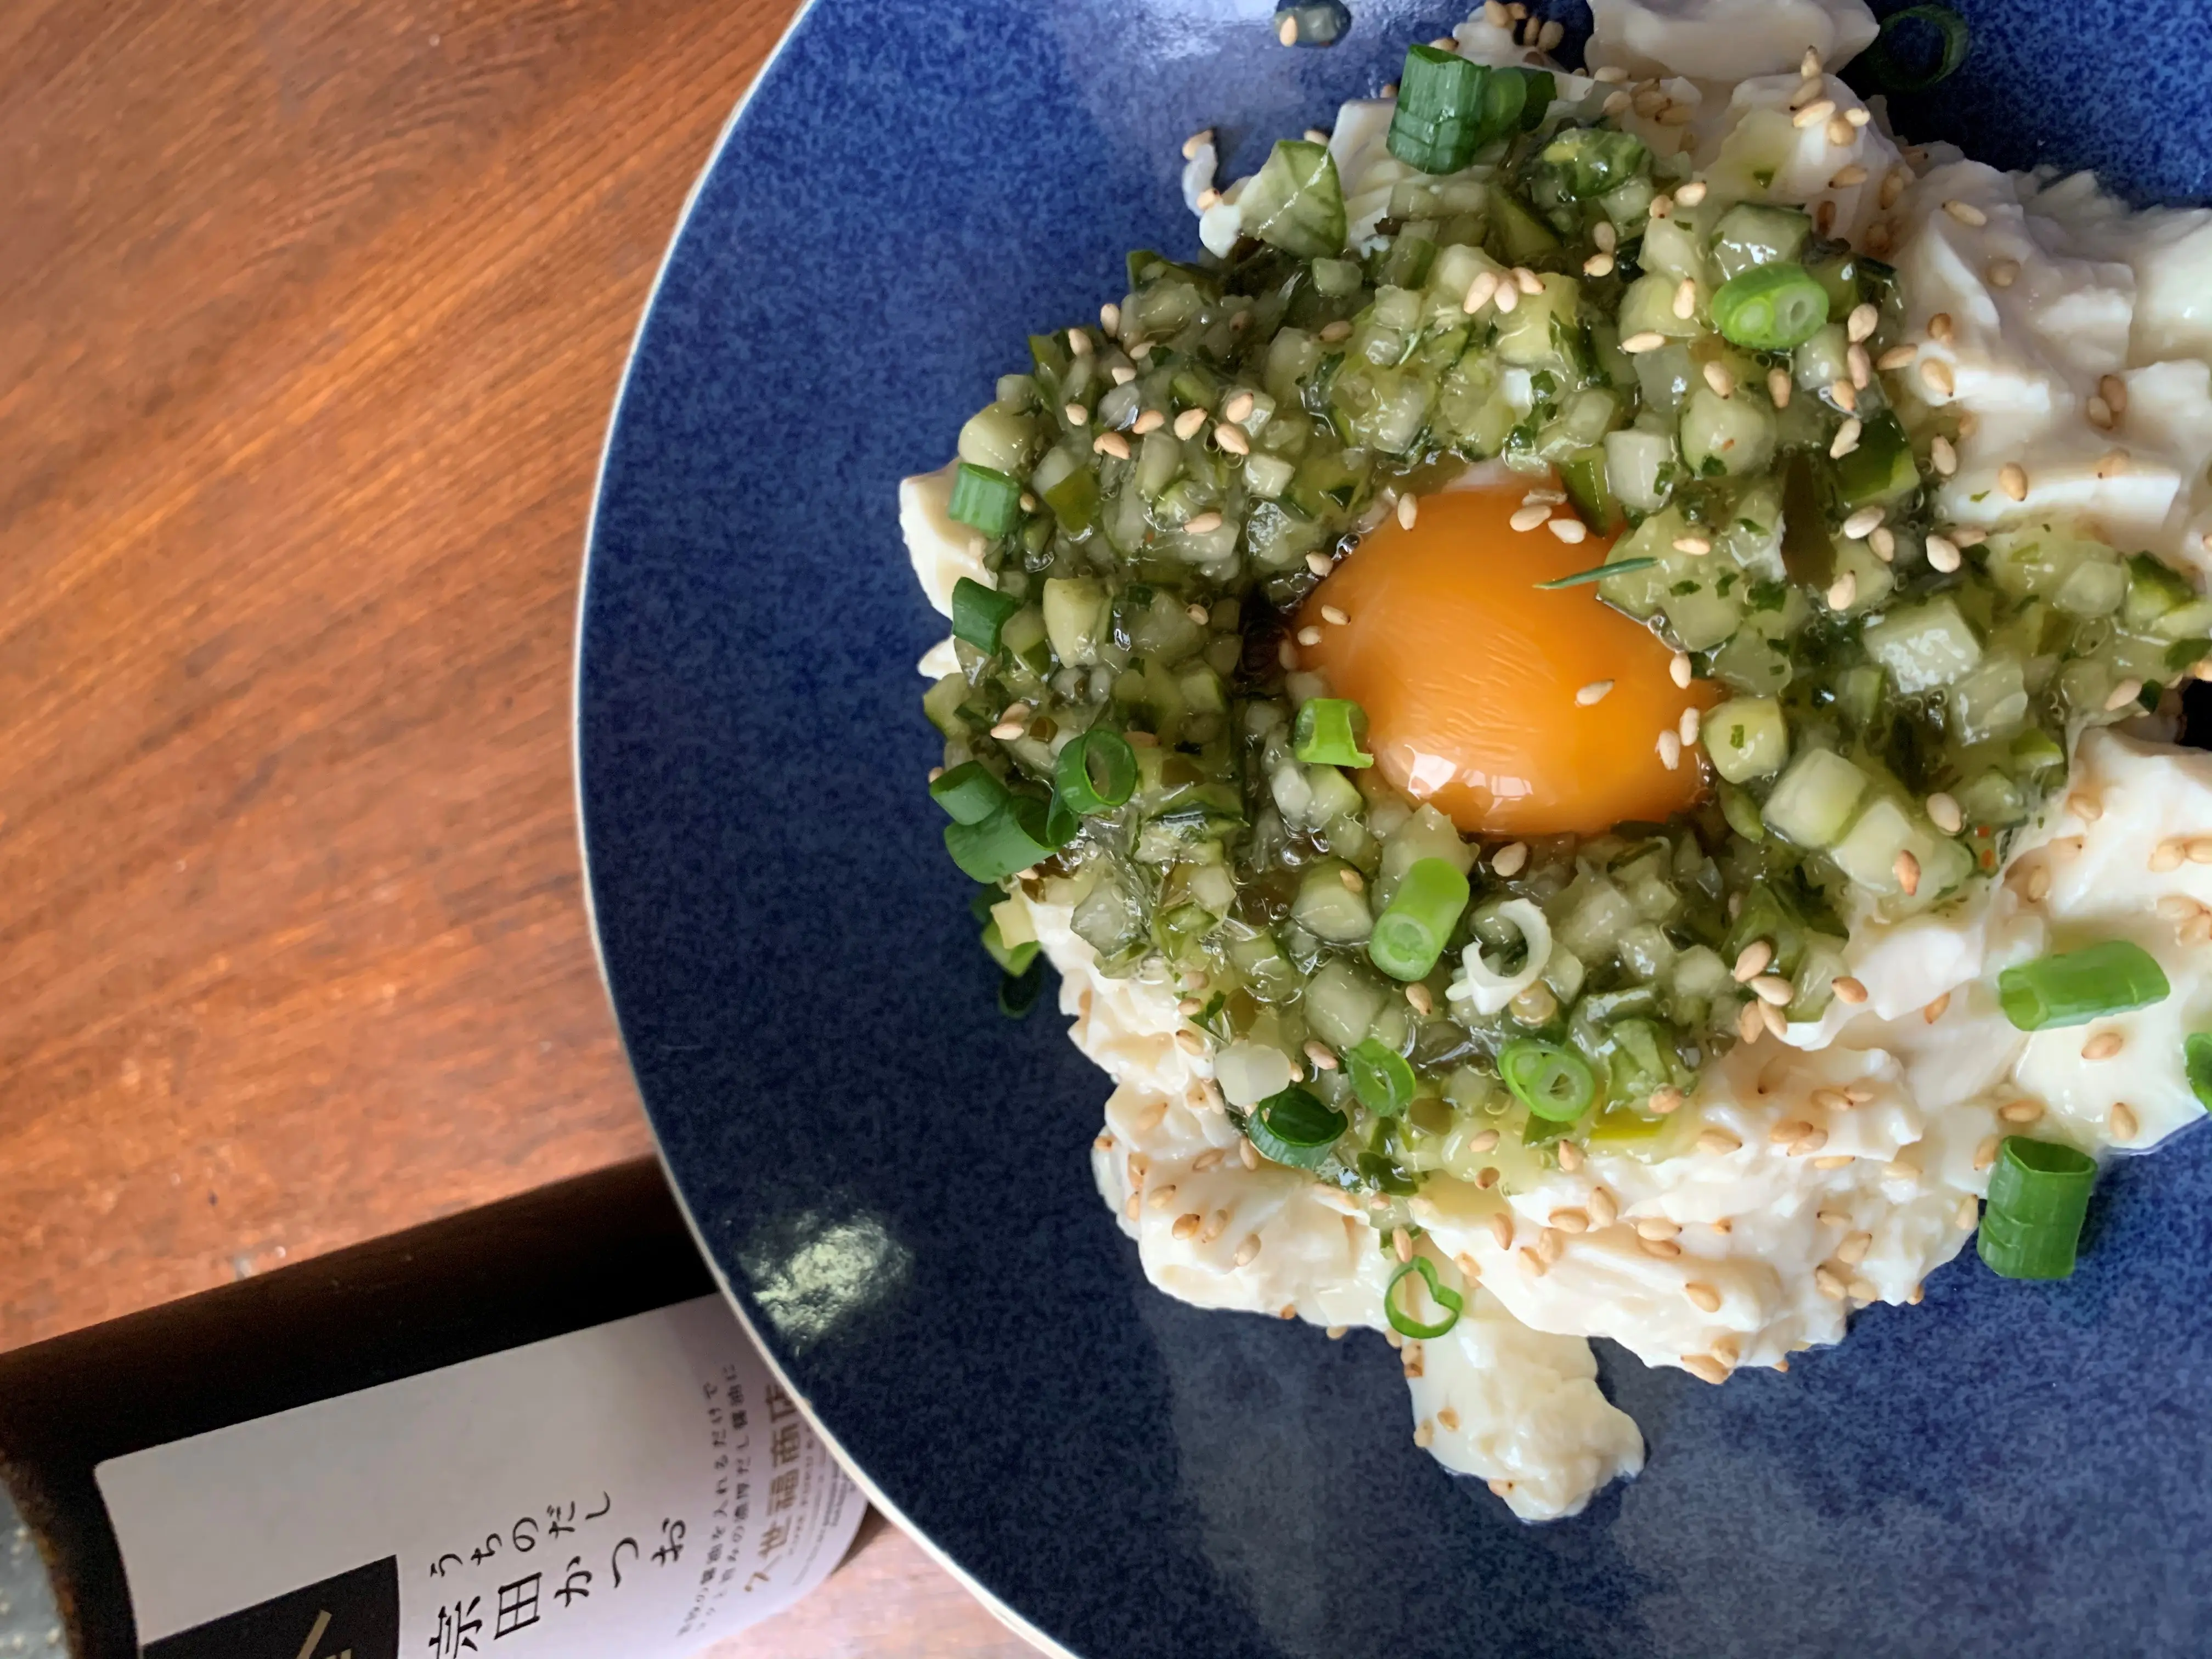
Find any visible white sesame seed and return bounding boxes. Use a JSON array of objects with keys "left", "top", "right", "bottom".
[
  {"left": 1549, "top": 1206, "right": 1590, "bottom": 1234},
  {"left": 1826, "top": 571, "right": 1857, "bottom": 611},
  {"left": 1832, "top": 975, "right": 1868, "bottom": 1006},
  {"left": 1407, "top": 982, "right": 1434, "bottom": 1015},
  {"left": 1321, "top": 604, "right": 1348, "bottom": 625},
  {"left": 2112, "top": 1102, "right": 2139, "bottom": 1141},
  {"left": 1830, "top": 379, "right": 1858, "bottom": 413},
  {"left": 1132, "top": 409, "right": 1166, "bottom": 436},
  {"left": 1801, "top": 45, "right": 1822, "bottom": 77},
  {"left": 1815, "top": 1266, "right": 1848, "bottom": 1300},
  {"left": 1876, "top": 343, "right": 1917, "bottom": 371},
  {"left": 1277, "top": 640, "right": 1297, "bottom": 670},
  {"left": 1305, "top": 550, "right": 1333, "bottom": 577},
  {"left": 1683, "top": 1353, "right": 1730, "bottom": 1385},
  {"left": 1830, "top": 417, "right": 1863, "bottom": 458},
  {"left": 1679, "top": 706, "right": 1700, "bottom": 746},
  {"left": 1999, "top": 1098, "right": 2043, "bottom": 1124},
  {"left": 1466, "top": 1128, "right": 1500, "bottom": 1154},
  {"left": 1685, "top": 1281, "right": 1723, "bottom": 1312},
  {"left": 1920, "top": 358, "right": 1955, "bottom": 397},
  {"left": 1463, "top": 270, "right": 1500, "bottom": 313},
  {"left": 1657, "top": 729, "right": 1683, "bottom": 770},
  {"left": 1826, "top": 114, "right": 1854, "bottom": 146},
  {"left": 1577, "top": 679, "right": 1616, "bottom": 706},
  {"left": 1925, "top": 534, "right": 1961, "bottom": 574},
  {"left": 2095, "top": 448, "right": 2130, "bottom": 479},
  {"left": 1489, "top": 1211, "right": 1514, "bottom": 1250},
  {"left": 1492, "top": 841, "right": 1529, "bottom": 877},
  {"left": 1621, "top": 330, "right": 1667, "bottom": 353},
  {"left": 1792, "top": 98, "right": 1836, "bottom": 129},
  {"left": 1697, "top": 1129, "right": 1743, "bottom": 1159},
  {"left": 2081, "top": 1030, "right": 2125, "bottom": 1062},
  {"left": 1986, "top": 257, "right": 2019, "bottom": 289},
  {"left": 1508, "top": 504, "right": 1552, "bottom": 532},
  {"left": 1998, "top": 461, "right": 2028, "bottom": 500},
  {"left": 1397, "top": 493, "right": 1419, "bottom": 531},
  {"left": 1223, "top": 390, "right": 1255, "bottom": 424},
  {"left": 1739, "top": 1000, "right": 1766, "bottom": 1045},
  {"left": 1733, "top": 940, "right": 1774, "bottom": 983},
  {"left": 1093, "top": 431, "right": 1130, "bottom": 459},
  {"left": 1703, "top": 360, "right": 1735, "bottom": 398},
  {"left": 1672, "top": 278, "right": 1698, "bottom": 320},
  {"left": 1172, "top": 407, "right": 1207, "bottom": 439},
  {"left": 1943, "top": 198, "right": 1988, "bottom": 226},
  {"left": 1493, "top": 281, "right": 1519, "bottom": 315},
  {"left": 990, "top": 720, "right": 1026, "bottom": 741},
  {"left": 1318, "top": 318, "right": 1353, "bottom": 341},
  {"left": 1841, "top": 505, "right": 1884, "bottom": 539},
  {"left": 1184, "top": 510, "right": 1224, "bottom": 534},
  {"left": 1929, "top": 434, "right": 1957, "bottom": 476},
  {"left": 1181, "top": 128, "right": 1214, "bottom": 160},
  {"left": 1639, "top": 1234, "right": 1682, "bottom": 1259},
  {"left": 1830, "top": 163, "right": 1869, "bottom": 188},
  {"left": 1649, "top": 192, "right": 1674, "bottom": 218},
  {"left": 2105, "top": 677, "right": 2144, "bottom": 711},
  {"left": 1927, "top": 792, "right": 1963, "bottom": 834},
  {"left": 1593, "top": 220, "right": 1617, "bottom": 252},
  {"left": 1277, "top": 13, "right": 1298, "bottom": 43},
  {"left": 1295, "top": 625, "right": 1323, "bottom": 647},
  {"left": 1673, "top": 534, "right": 1713, "bottom": 556},
  {"left": 1584, "top": 252, "right": 1616, "bottom": 277},
  {"left": 1548, "top": 516, "right": 1589, "bottom": 544},
  {"left": 1894, "top": 849, "right": 1921, "bottom": 895},
  {"left": 1670, "top": 652, "right": 1692, "bottom": 689},
  {"left": 1751, "top": 974, "right": 1795, "bottom": 1006},
  {"left": 1514, "top": 266, "right": 1543, "bottom": 296},
  {"left": 1593, "top": 63, "right": 1627, "bottom": 82},
  {"left": 1768, "top": 366, "right": 1792, "bottom": 408},
  {"left": 1214, "top": 422, "right": 1250, "bottom": 455}
]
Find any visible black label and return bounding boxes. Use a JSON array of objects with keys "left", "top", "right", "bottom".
[{"left": 144, "top": 1556, "right": 398, "bottom": 1659}]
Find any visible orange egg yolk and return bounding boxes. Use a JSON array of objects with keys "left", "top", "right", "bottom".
[{"left": 1299, "top": 480, "right": 1714, "bottom": 838}]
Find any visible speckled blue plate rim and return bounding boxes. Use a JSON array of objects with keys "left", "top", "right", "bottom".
[
  {"left": 576, "top": 4, "right": 2212, "bottom": 1656},
  {"left": 569, "top": 5, "right": 1077, "bottom": 1652}
]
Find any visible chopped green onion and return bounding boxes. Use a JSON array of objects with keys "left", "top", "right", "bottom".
[
  {"left": 947, "top": 462, "right": 1024, "bottom": 535},
  {"left": 2186, "top": 1031, "right": 2212, "bottom": 1110},
  {"left": 1858, "top": 4, "right": 1970, "bottom": 93},
  {"left": 1996, "top": 940, "right": 2171, "bottom": 1031},
  {"left": 1347, "top": 1039, "right": 1417, "bottom": 1117},
  {"left": 1237, "top": 139, "right": 1346, "bottom": 259},
  {"left": 1387, "top": 44, "right": 1487, "bottom": 174},
  {"left": 1245, "top": 1085, "right": 1348, "bottom": 1170},
  {"left": 1538, "top": 127, "right": 1651, "bottom": 201},
  {"left": 1054, "top": 729, "right": 1137, "bottom": 816},
  {"left": 1709, "top": 262, "right": 1830, "bottom": 350},
  {"left": 1293, "top": 697, "right": 1374, "bottom": 767},
  {"left": 1539, "top": 556, "right": 1655, "bottom": 590},
  {"left": 998, "top": 955, "right": 1047, "bottom": 1019},
  {"left": 1506, "top": 67, "right": 1555, "bottom": 130},
  {"left": 930, "top": 761, "right": 1010, "bottom": 825},
  {"left": 1368, "top": 857, "right": 1471, "bottom": 981},
  {"left": 980, "top": 917, "right": 1039, "bottom": 977},
  {"left": 943, "top": 794, "right": 1063, "bottom": 883},
  {"left": 2165, "top": 637, "right": 2211, "bottom": 673},
  {"left": 1384, "top": 1256, "right": 1463, "bottom": 1339},
  {"left": 1500, "top": 1039, "right": 1598, "bottom": 1121},
  {"left": 950, "top": 577, "right": 1022, "bottom": 653},
  {"left": 1976, "top": 1135, "right": 2095, "bottom": 1280}
]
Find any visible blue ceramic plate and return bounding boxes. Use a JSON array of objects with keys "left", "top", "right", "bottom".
[{"left": 579, "top": 5, "right": 2212, "bottom": 1653}]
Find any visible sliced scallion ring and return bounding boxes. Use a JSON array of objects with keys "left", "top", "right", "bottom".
[
  {"left": 1346, "top": 1040, "right": 1417, "bottom": 1118},
  {"left": 1384, "top": 1256, "right": 1463, "bottom": 1340},
  {"left": 1996, "top": 940, "right": 2170, "bottom": 1031},
  {"left": 1710, "top": 262, "right": 1830, "bottom": 350},
  {"left": 1054, "top": 729, "right": 1138, "bottom": 816},
  {"left": 1499, "top": 1039, "right": 1599, "bottom": 1122},
  {"left": 1976, "top": 1135, "right": 2095, "bottom": 1280},
  {"left": 1858, "top": 4, "right": 1970, "bottom": 94},
  {"left": 2186, "top": 1031, "right": 2212, "bottom": 1111},
  {"left": 1245, "top": 1085, "right": 1348, "bottom": 1170}
]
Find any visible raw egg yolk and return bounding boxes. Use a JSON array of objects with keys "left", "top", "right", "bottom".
[{"left": 1299, "top": 481, "right": 1714, "bottom": 838}]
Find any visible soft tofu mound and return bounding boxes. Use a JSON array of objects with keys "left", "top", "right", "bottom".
[{"left": 903, "top": 0, "right": 2212, "bottom": 1519}]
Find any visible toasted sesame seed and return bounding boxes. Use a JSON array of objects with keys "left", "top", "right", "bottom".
[
  {"left": 1672, "top": 278, "right": 1698, "bottom": 320},
  {"left": 1943, "top": 198, "right": 1988, "bottom": 226},
  {"left": 1295, "top": 625, "right": 1323, "bottom": 647},
  {"left": 1548, "top": 515, "right": 1589, "bottom": 544},
  {"left": 989, "top": 719, "right": 1026, "bottom": 741},
  {"left": 1395, "top": 492, "right": 1420, "bottom": 531},
  {"left": 1649, "top": 1086, "right": 1684, "bottom": 1115},
  {"left": 1830, "top": 378, "right": 1859, "bottom": 413},
  {"left": 2081, "top": 1030, "right": 2124, "bottom": 1061},
  {"left": 2150, "top": 839, "right": 2186, "bottom": 873},
  {"left": 1831, "top": 162, "right": 1869, "bottom": 188},
  {"left": 1171, "top": 1210, "right": 1203, "bottom": 1239},
  {"left": 1826, "top": 571, "right": 1858, "bottom": 611},
  {"left": 1841, "top": 505, "right": 1884, "bottom": 539},
  {"left": 1697, "top": 1128, "right": 1742, "bottom": 1156},
  {"left": 1214, "top": 421, "right": 1250, "bottom": 455},
  {"left": 1747, "top": 974, "right": 1795, "bottom": 1008},
  {"left": 1922, "top": 990, "right": 1950, "bottom": 1024},
  {"left": 1893, "top": 848, "right": 1921, "bottom": 896},
  {"left": 1276, "top": 12, "right": 1299, "bottom": 42},
  {"left": 1622, "top": 330, "right": 1667, "bottom": 353},
  {"left": 1793, "top": 98, "right": 1836, "bottom": 128},
  {"left": 2105, "top": 677, "right": 2144, "bottom": 711},
  {"left": 2192, "top": 837, "right": 2212, "bottom": 865},
  {"left": 2023, "top": 862, "right": 2052, "bottom": 902},
  {"left": 2111, "top": 1102, "right": 2139, "bottom": 1141},
  {"left": 1219, "top": 390, "right": 1256, "bottom": 425},
  {"left": 1809, "top": 1153, "right": 1851, "bottom": 1169},
  {"left": 1639, "top": 1234, "right": 1683, "bottom": 1259},
  {"left": 1169, "top": 407, "right": 1207, "bottom": 441},
  {"left": 1759, "top": 1001, "right": 1787, "bottom": 1039},
  {"left": 1583, "top": 251, "right": 1617, "bottom": 278},
  {"left": 1556, "top": 1139, "right": 1584, "bottom": 1173},
  {"left": 1183, "top": 510, "right": 1224, "bottom": 535},
  {"left": 1997, "top": 1098, "right": 2044, "bottom": 1126},
  {"left": 1995, "top": 460, "right": 2030, "bottom": 500},
  {"left": 1131, "top": 409, "right": 1166, "bottom": 437},
  {"left": 1669, "top": 652, "right": 1693, "bottom": 689},
  {"left": 1475, "top": 1165, "right": 1500, "bottom": 1188},
  {"left": 1576, "top": 679, "right": 1616, "bottom": 706},
  {"left": 1093, "top": 431, "right": 1130, "bottom": 459},
  {"left": 1510, "top": 266, "right": 1542, "bottom": 297},
  {"left": 1771, "top": 1118, "right": 1813, "bottom": 1146},
  {"left": 1491, "top": 840, "right": 1530, "bottom": 878},
  {"left": 1920, "top": 358, "right": 1955, "bottom": 397},
  {"left": 1517, "top": 1245, "right": 1549, "bottom": 1278},
  {"left": 1702, "top": 360, "right": 1736, "bottom": 398},
  {"left": 1876, "top": 343, "right": 1917, "bottom": 372},
  {"left": 1318, "top": 318, "right": 1353, "bottom": 342},
  {"left": 1926, "top": 534, "right": 1962, "bottom": 573},
  {"left": 1634, "top": 1217, "right": 1681, "bottom": 1244},
  {"left": 1739, "top": 1000, "right": 1766, "bottom": 1045},
  {"left": 1509, "top": 503, "right": 1553, "bottom": 532},
  {"left": 1549, "top": 1207, "right": 1590, "bottom": 1236},
  {"left": 1825, "top": 114, "right": 1853, "bottom": 145},
  {"left": 1848, "top": 343, "right": 1872, "bottom": 388},
  {"left": 1181, "top": 127, "right": 1215, "bottom": 160},
  {"left": 1487, "top": 1211, "right": 1514, "bottom": 1251},
  {"left": 1831, "top": 416, "right": 1863, "bottom": 458},
  {"left": 1462, "top": 270, "right": 1502, "bottom": 314},
  {"left": 1810, "top": 1088, "right": 1850, "bottom": 1114},
  {"left": 1877, "top": 167, "right": 1909, "bottom": 210},
  {"left": 1240, "top": 1139, "right": 1259, "bottom": 1171},
  {"left": 2085, "top": 393, "right": 2115, "bottom": 429},
  {"left": 1683, "top": 1353, "right": 1730, "bottom": 1384},
  {"left": 1385, "top": 1224, "right": 1411, "bottom": 1263},
  {"left": 1882, "top": 1158, "right": 1920, "bottom": 1184},
  {"left": 1147, "top": 1181, "right": 1179, "bottom": 1211},
  {"left": 1657, "top": 729, "right": 1683, "bottom": 770},
  {"left": 1815, "top": 1266, "right": 1848, "bottom": 1300},
  {"left": 1649, "top": 193, "right": 1675, "bottom": 218},
  {"left": 1866, "top": 527, "right": 1894, "bottom": 562}
]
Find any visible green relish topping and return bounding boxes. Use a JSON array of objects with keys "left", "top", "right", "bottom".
[{"left": 922, "top": 44, "right": 2200, "bottom": 1204}]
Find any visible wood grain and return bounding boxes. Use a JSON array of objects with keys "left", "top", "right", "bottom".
[{"left": 0, "top": 0, "right": 769, "bottom": 1346}]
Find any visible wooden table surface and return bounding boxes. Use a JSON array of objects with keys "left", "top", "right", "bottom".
[{"left": 0, "top": 0, "right": 1025, "bottom": 1647}]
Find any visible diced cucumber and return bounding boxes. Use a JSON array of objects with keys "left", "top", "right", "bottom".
[
  {"left": 1312, "top": 257, "right": 1364, "bottom": 296},
  {"left": 1863, "top": 596, "right": 1982, "bottom": 693},
  {"left": 1488, "top": 189, "right": 1561, "bottom": 262},
  {"left": 1265, "top": 328, "right": 1323, "bottom": 403},
  {"left": 1620, "top": 272, "right": 1701, "bottom": 340},
  {"left": 1305, "top": 956, "right": 1389, "bottom": 1050},
  {"left": 1244, "top": 452, "right": 1295, "bottom": 498},
  {"left": 1786, "top": 933, "right": 1848, "bottom": 1022},
  {"left": 1792, "top": 323, "right": 1850, "bottom": 390},
  {"left": 1946, "top": 654, "right": 2029, "bottom": 741},
  {"left": 1600, "top": 172, "right": 1656, "bottom": 227},
  {"left": 958, "top": 405, "right": 1039, "bottom": 474},
  {"left": 1379, "top": 804, "right": 1472, "bottom": 904},
  {"left": 1833, "top": 663, "right": 1883, "bottom": 728},
  {"left": 1292, "top": 859, "right": 1373, "bottom": 943},
  {"left": 1042, "top": 577, "right": 1109, "bottom": 667},
  {"left": 1639, "top": 214, "right": 1711, "bottom": 283},
  {"left": 1633, "top": 341, "right": 1697, "bottom": 413},
  {"left": 1670, "top": 944, "right": 1734, "bottom": 1002},
  {"left": 2154, "top": 596, "right": 2212, "bottom": 641},
  {"left": 1604, "top": 427, "right": 1678, "bottom": 512},
  {"left": 1763, "top": 748, "right": 1869, "bottom": 849},
  {"left": 1305, "top": 763, "right": 1364, "bottom": 826},
  {"left": 1705, "top": 695, "right": 1789, "bottom": 782},
  {"left": 1427, "top": 242, "right": 1500, "bottom": 309},
  {"left": 1709, "top": 601, "right": 1800, "bottom": 695},
  {"left": 1829, "top": 536, "right": 1896, "bottom": 614},
  {"left": 1227, "top": 928, "right": 1303, "bottom": 1003},
  {"left": 1619, "top": 922, "right": 1678, "bottom": 979},
  {"left": 2052, "top": 557, "right": 2127, "bottom": 618},
  {"left": 1494, "top": 273, "right": 1581, "bottom": 368},
  {"left": 2123, "top": 551, "right": 2195, "bottom": 628},
  {"left": 1831, "top": 412, "right": 1917, "bottom": 507},
  {"left": 1709, "top": 203, "right": 1810, "bottom": 280},
  {"left": 924, "top": 673, "right": 969, "bottom": 737},
  {"left": 1956, "top": 768, "right": 2029, "bottom": 826},
  {"left": 1135, "top": 429, "right": 1183, "bottom": 499},
  {"left": 1983, "top": 522, "right": 2113, "bottom": 601},
  {"left": 1679, "top": 384, "right": 1776, "bottom": 477},
  {"left": 1555, "top": 872, "right": 1639, "bottom": 961},
  {"left": 1827, "top": 798, "right": 1971, "bottom": 904}
]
